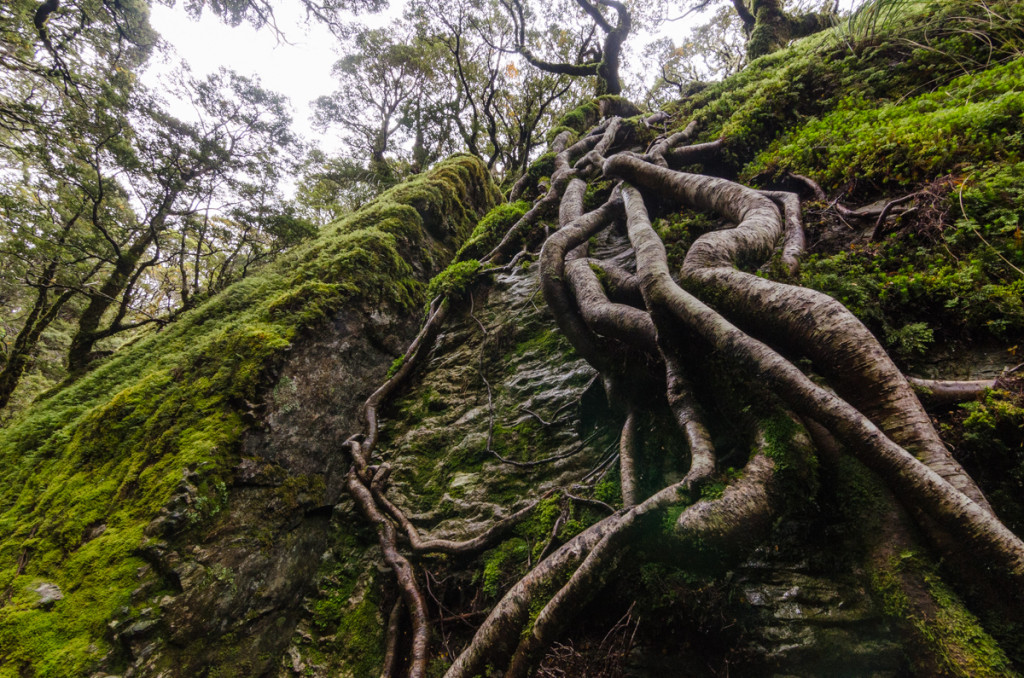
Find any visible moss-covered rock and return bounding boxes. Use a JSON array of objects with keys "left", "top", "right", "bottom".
[{"left": 0, "top": 155, "right": 499, "bottom": 677}]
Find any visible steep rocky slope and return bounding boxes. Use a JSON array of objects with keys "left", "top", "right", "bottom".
[{"left": 2, "top": 2, "right": 1024, "bottom": 676}]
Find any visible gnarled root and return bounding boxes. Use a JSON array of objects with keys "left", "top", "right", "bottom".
[
  {"left": 339, "top": 110, "right": 1024, "bottom": 678},
  {"left": 606, "top": 156, "right": 993, "bottom": 514},
  {"left": 616, "top": 181, "right": 1024, "bottom": 588}
]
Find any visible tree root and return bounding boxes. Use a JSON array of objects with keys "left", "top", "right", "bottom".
[
  {"left": 617, "top": 410, "right": 639, "bottom": 507},
  {"left": 606, "top": 156, "right": 993, "bottom": 512},
  {"left": 380, "top": 599, "right": 404, "bottom": 678},
  {"left": 616, "top": 181, "right": 1024, "bottom": 586},
  {"left": 907, "top": 376, "right": 998, "bottom": 406},
  {"left": 346, "top": 466, "right": 431, "bottom": 678},
  {"left": 334, "top": 111, "right": 1024, "bottom": 678}
]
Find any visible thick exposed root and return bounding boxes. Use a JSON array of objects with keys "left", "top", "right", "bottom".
[
  {"left": 347, "top": 467, "right": 431, "bottom": 678},
  {"left": 538, "top": 195, "right": 624, "bottom": 374},
  {"left": 380, "top": 599, "right": 404, "bottom": 678},
  {"left": 605, "top": 155, "right": 993, "bottom": 513},
  {"left": 363, "top": 298, "right": 449, "bottom": 450},
  {"left": 486, "top": 122, "right": 612, "bottom": 262},
  {"left": 759, "top": 190, "right": 805, "bottom": 275},
  {"left": 565, "top": 257, "right": 658, "bottom": 356},
  {"left": 618, "top": 182, "right": 1024, "bottom": 587},
  {"left": 335, "top": 110, "right": 1023, "bottom": 678},
  {"left": 908, "top": 376, "right": 998, "bottom": 406},
  {"left": 618, "top": 410, "right": 639, "bottom": 508}
]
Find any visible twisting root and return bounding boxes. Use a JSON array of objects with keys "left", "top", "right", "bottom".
[
  {"left": 787, "top": 171, "right": 827, "bottom": 201},
  {"left": 617, "top": 181, "right": 1024, "bottom": 584},
  {"left": 539, "top": 195, "right": 625, "bottom": 374},
  {"left": 606, "top": 156, "right": 993, "bottom": 512},
  {"left": 363, "top": 297, "right": 449, "bottom": 450},
  {"left": 380, "top": 599, "right": 404, "bottom": 678},
  {"left": 618, "top": 410, "right": 639, "bottom": 507},
  {"left": 339, "top": 107, "right": 1023, "bottom": 678},
  {"left": 377, "top": 488, "right": 548, "bottom": 556},
  {"left": 486, "top": 122, "right": 611, "bottom": 263},
  {"left": 347, "top": 465, "right": 431, "bottom": 678},
  {"left": 870, "top": 193, "right": 919, "bottom": 241},
  {"left": 455, "top": 409, "right": 799, "bottom": 678},
  {"left": 759, "top": 190, "right": 806, "bottom": 275},
  {"left": 659, "top": 343, "right": 716, "bottom": 479},
  {"left": 663, "top": 138, "right": 725, "bottom": 168},
  {"left": 565, "top": 257, "right": 658, "bottom": 356},
  {"left": 584, "top": 259, "right": 645, "bottom": 308}
]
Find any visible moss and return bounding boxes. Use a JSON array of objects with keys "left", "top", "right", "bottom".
[
  {"left": 759, "top": 411, "right": 819, "bottom": 510},
  {"left": 310, "top": 552, "right": 386, "bottom": 677},
  {"left": 870, "top": 552, "right": 1017, "bottom": 677},
  {"left": 426, "top": 260, "right": 483, "bottom": 301},
  {"left": 582, "top": 179, "right": 616, "bottom": 212},
  {"left": 509, "top": 328, "right": 571, "bottom": 363},
  {"left": 481, "top": 538, "right": 529, "bottom": 599},
  {"left": 795, "top": 168, "right": 1024, "bottom": 347},
  {"left": 654, "top": 211, "right": 710, "bottom": 271},
  {"left": 592, "top": 478, "right": 620, "bottom": 507},
  {"left": 752, "top": 58, "right": 1024, "bottom": 190},
  {"left": 545, "top": 101, "right": 601, "bottom": 144},
  {"left": 664, "top": 0, "right": 1024, "bottom": 176},
  {"left": 266, "top": 281, "right": 343, "bottom": 323},
  {"left": 596, "top": 94, "right": 642, "bottom": 118},
  {"left": 0, "top": 155, "right": 499, "bottom": 675},
  {"left": 384, "top": 354, "right": 405, "bottom": 380},
  {"left": 516, "top": 497, "right": 560, "bottom": 540},
  {"left": 525, "top": 152, "right": 557, "bottom": 184},
  {"left": 941, "top": 381, "right": 1024, "bottom": 534},
  {"left": 456, "top": 200, "right": 530, "bottom": 262}
]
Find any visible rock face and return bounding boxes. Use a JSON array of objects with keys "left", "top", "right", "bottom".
[
  {"left": 102, "top": 160, "right": 499, "bottom": 677},
  {"left": 119, "top": 307, "right": 422, "bottom": 676},
  {"left": 276, "top": 231, "right": 614, "bottom": 677},
  {"left": 260, "top": 225, "right": 914, "bottom": 677},
  {"left": 724, "top": 522, "right": 906, "bottom": 677}
]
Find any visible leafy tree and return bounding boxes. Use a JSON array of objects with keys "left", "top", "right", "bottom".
[
  {"left": 684, "top": 0, "right": 836, "bottom": 59},
  {"left": 412, "top": 0, "right": 580, "bottom": 180},
  {"left": 294, "top": 150, "right": 387, "bottom": 221},
  {"left": 312, "top": 28, "right": 450, "bottom": 187},
  {"left": 180, "top": 0, "right": 386, "bottom": 36},
  {"left": 0, "top": 65, "right": 300, "bottom": 408},
  {"left": 0, "top": 0, "right": 155, "bottom": 99},
  {"left": 644, "top": 4, "right": 746, "bottom": 105},
  {"left": 62, "top": 68, "right": 297, "bottom": 373},
  {"left": 503, "top": 0, "right": 633, "bottom": 95}
]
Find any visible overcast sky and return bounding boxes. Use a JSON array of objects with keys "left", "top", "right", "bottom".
[
  {"left": 143, "top": 0, "right": 863, "bottom": 160},
  {"left": 144, "top": 2, "right": 356, "bottom": 153},
  {"left": 142, "top": 0, "right": 705, "bottom": 154}
]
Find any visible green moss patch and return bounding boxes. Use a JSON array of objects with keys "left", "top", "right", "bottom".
[{"left": 753, "top": 58, "right": 1024, "bottom": 189}]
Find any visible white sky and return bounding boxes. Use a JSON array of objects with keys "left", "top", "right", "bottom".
[
  {"left": 144, "top": 2, "right": 361, "bottom": 154},
  {"left": 143, "top": 0, "right": 864, "bottom": 161}
]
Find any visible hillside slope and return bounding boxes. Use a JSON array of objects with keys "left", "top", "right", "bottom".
[{"left": 1, "top": 1, "right": 1023, "bottom": 676}]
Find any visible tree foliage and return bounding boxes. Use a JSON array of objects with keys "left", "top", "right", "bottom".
[
  {"left": 0, "top": 0, "right": 307, "bottom": 413},
  {"left": 644, "top": 4, "right": 746, "bottom": 106},
  {"left": 678, "top": 0, "right": 836, "bottom": 60}
]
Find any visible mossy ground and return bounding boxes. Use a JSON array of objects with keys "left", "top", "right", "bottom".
[{"left": 0, "top": 156, "right": 498, "bottom": 676}]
